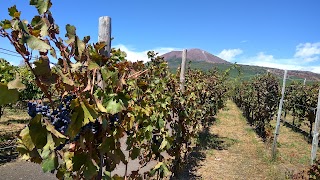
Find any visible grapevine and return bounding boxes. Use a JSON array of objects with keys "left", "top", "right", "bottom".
[
  {"left": 233, "top": 73, "right": 280, "bottom": 139},
  {"left": 0, "top": 1, "right": 229, "bottom": 179}
]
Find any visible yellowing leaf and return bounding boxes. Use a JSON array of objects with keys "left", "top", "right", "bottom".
[
  {"left": 88, "top": 61, "right": 100, "bottom": 71},
  {"left": 44, "top": 120, "right": 67, "bottom": 139},
  {"left": 7, "top": 74, "right": 26, "bottom": 91},
  {"left": 96, "top": 101, "right": 107, "bottom": 113},
  {"left": 19, "top": 127, "right": 35, "bottom": 151}
]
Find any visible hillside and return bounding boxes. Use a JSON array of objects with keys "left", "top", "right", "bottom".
[{"left": 163, "top": 49, "right": 320, "bottom": 82}]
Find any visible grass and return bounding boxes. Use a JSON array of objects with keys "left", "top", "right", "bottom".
[
  {"left": 184, "top": 100, "right": 318, "bottom": 179},
  {"left": 0, "top": 108, "right": 29, "bottom": 142}
]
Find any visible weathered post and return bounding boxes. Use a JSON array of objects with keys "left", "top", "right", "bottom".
[
  {"left": 97, "top": 16, "right": 111, "bottom": 179},
  {"left": 180, "top": 49, "right": 187, "bottom": 92},
  {"left": 311, "top": 89, "right": 320, "bottom": 165},
  {"left": 272, "top": 70, "right": 287, "bottom": 160},
  {"left": 304, "top": 78, "right": 306, "bottom": 86},
  {"left": 98, "top": 16, "right": 111, "bottom": 57}
]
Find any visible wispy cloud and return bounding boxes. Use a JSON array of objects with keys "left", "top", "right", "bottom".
[
  {"left": 241, "top": 52, "right": 302, "bottom": 71},
  {"left": 235, "top": 42, "right": 320, "bottom": 74},
  {"left": 241, "top": 40, "right": 248, "bottom": 43},
  {"left": 294, "top": 42, "right": 320, "bottom": 62},
  {"left": 113, "top": 44, "right": 180, "bottom": 63},
  {"left": 217, "top": 49, "right": 243, "bottom": 61}
]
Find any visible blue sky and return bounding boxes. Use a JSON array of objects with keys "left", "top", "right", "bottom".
[{"left": 1, "top": 0, "right": 320, "bottom": 73}]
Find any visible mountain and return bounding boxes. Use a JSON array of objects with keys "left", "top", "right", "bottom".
[
  {"left": 162, "top": 48, "right": 320, "bottom": 82},
  {"left": 161, "top": 48, "right": 230, "bottom": 64}
]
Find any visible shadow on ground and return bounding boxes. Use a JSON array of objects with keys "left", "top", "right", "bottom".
[
  {"left": 173, "top": 117, "right": 239, "bottom": 179},
  {"left": 280, "top": 119, "right": 312, "bottom": 143},
  {"left": 0, "top": 147, "right": 18, "bottom": 165},
  {"left": 0, "top": 119, "right": 29, "bottom": 125}
]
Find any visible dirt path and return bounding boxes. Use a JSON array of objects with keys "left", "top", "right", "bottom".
[
  {"left": 0, "top": 159, "right": 56, "bottom": 180},
  {"left": 192, "top": 101, "right": 283, "bottom": 179}
]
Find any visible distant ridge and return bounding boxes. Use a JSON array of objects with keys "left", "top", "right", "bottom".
[
  {"left": 162, "top": 48, "right": 320, "bottom": 81},
  {"left": 161, "top": 48, "right": 230, "bottom": 64}
]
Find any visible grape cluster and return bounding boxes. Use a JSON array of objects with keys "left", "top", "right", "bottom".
[
  {"left": 81, "top": 120, "right": 100, "bottom": 135},
  {"left": 27, "top": 95, "right": 74, "bottom": 134},
  {"left": 110, "top": 114, "right": 120, "bottom": 126}
]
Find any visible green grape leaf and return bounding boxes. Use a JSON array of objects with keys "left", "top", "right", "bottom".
[
  {"left": 159, "top": 138, "right": 168, "bottom": 150},
  {"left": 30, "top": 0, "right": 52, "bottom": 14},
  {"left": 40, "top": 133, "right": 54, "bottom": 159},
  {"left": 0, "top": 83, "right": 19, "bottom": 106},
  {"left": 8, "top": 5, "right": 20, "bottom": 18},
  {"left": 30, "top": 16, "right": 49, "bottom": 37},
  {"left": 18, "top": 21, "right": 30, "bottom": 35},
  {"left": 80, "top": 100, "right": 98, "bottom": 125},
  {"left": 101, "top": 67, "right": 118, "bottom": 86},
  {"left": 88, "top": 61, "right": 100, "bottom": 71},
  {"left": 130, "top": 147, "right": 140, "bottom": 160},
  {"left": 75, "top": 36, "right": 85, "bottom": 57},
  {"left": 83, "top": 159, "right": 98, "bottom": 179},
  {"left": 98, "top": 137, "right": 115, "bottom": 154},
  {"left": 65, "top": 24, "right": 76, "bottom": 44},
  {"left": 160, "top": 163, "right": 170, "bottom": 176},
  {"left": 65, "top": 24, "right": 76, "bottom": 38},
  {"left": 31, "top": 16, "right": 41, "bottom": 26},
  {"left": 63, "top": 152, "right": 74, "bottom": 171},
  {"left": 0, "top": 20, "right": 12, "bottom": 29},
  {"left": 71, "top": 62, "right": 83, "bottom": 72},
  {"left": 103, "top": 171, "right": 112, "bottom": 180},
  {"left": 29, "top": 114, "right": 48, "bottom": 148},
  {"left": 67, "top": 109, "right": 82, "bottom": 139},
  {"left": 72, "top": 152, "right": 87, "bottom": 171},
  {"left": 153, "top": 162, "right": 163, "bottom": 170},
  {"left": 33, "top": 57, "right": 51, "bottom": 76},
  {"left": 24, "top": 35, "right": 51, "bottom": 52},
  {"left": 104, "top": 95, "right": 126, "bottom": 115},
  {"left": 41, "top": 152, "right": 58, "bottom": 173}
]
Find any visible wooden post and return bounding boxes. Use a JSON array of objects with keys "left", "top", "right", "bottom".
[
  {"left": 272, "top": 70, "right": 287, "bottom": 160},
  {"left": 311, "top": 89, "right": 320, "bottom": 165},
  {"left": 98, "top": 16, "right": 111, "bottom": 57},
  {"left": 97, "top": 16, "right": 111, "bottom": 180},
  {"left": 180, "top": 49, "right": 187, "bottom": 92},
  {"left": 97, "top": 16, "right": 111, "bottom": 89},
  {"left": 304, "top": 78, "right": 306, "bottom": 86}
]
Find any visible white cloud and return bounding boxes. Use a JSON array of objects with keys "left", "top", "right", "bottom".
[
  {"left": 294, "top": 42, "right": 320, "bottom": 62},
  {"left": 239, "top": 51, "right": 320, "bottom": 73},
  {"left": 113, "top": 44, "right": 180, "bottom": 63},
  {"left": 237, "top": 42, "right": 320, "bottom": 74},
  {"left": 217, "top": 49, "right": 243, "bottom": 61},
  {"left": 256, "top": 52, "right": 274, "bottom": 62},
  {"left": 241, "top": 40, "right": 248, "bottom": 43}
]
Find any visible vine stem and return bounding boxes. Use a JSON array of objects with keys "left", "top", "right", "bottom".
[{"left": 1, "top": 30, "right": 54, "bottom": 106}]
